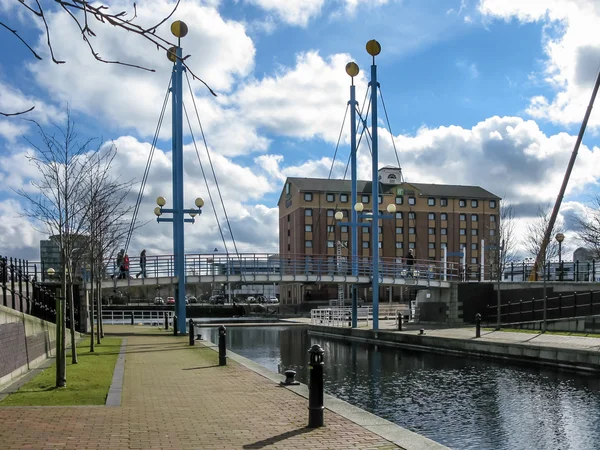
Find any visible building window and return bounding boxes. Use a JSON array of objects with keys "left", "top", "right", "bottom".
[
  {"left": 471, "top": 214, "right": 478, "bottom": 222},
  {"left": 396, "top": 242, "right": 403, "bottom": 249},
  {"left": 440, "top": 198, "right": 448, "bottom": 207},
  {"left": 285, "top": 183, "right": 290, "bottom": 194},
  {"left": 361, "top": 195, "right": 370, "bottom": 203},
  {"left": 490, "top": 200, "right": 497, "bottom": 208},
  {"left": 409, "top": 242, "right": 416, "bottom": 249},
  {"left": 304, "top": 193, "right": 313, "bottom": 201},
  {"left": 287, "top": 244, "right": 290, "bottom": 251},
  {"left": 305, "top": 240, "right": 312, "bottom": 248},
  {"left": 327, "top": 241, "right": 334, "bottom": 248},
  {"left": 327, "top": 209, "right": 334, "bottom": 217},
  {"left": 362, "top": 241, "right": 369, "bottom": 248},
  {"left": 378, "top": 226, "right": 383, "bottom": 234},
  {"left": 378, "top": 195, "right": 383, "bottom": 204},
  {"left": 428, "top": 213, "right": 435, "bottom": 220},
  {"left": 287, "top": 215, "right": 290, "bottom": 222},
  {"left": 441, "top": 242, "right": 447, "bottom": 249},
  {"left": 396, "top": 227, "right": 403, "bottom": 234},
  {"left": 378, "top": 242, "right": 382, "bottom": 248},
  {"left": 340, "top": 194, "right": 348, "bottom": 203},
  {"left": 428, "top": 198, "right": 435, "bottom": 206},
  {"left": 490, "top": 229, "right": 496, "bottom": 236},
  {"left": 341, "top": 226, "right": 349, "bottom": 233},
  {"left": 287, "top": 229, "right": 290, "bottom": 236},
  {"left": 327, "top": 225, "right": 334, "bottom": 233},
  {"left": 428, "top": 228, "right": 435, "bottom": 235},
  {"left": 396, "top": 212, "right": 403, "bottom": 219},
  {"left": 408, "top": 197, "right": 416, "bottom": 205},
  {"left": 472, "top": 229, "right": 478, "bottom": 236},
  {"left": 408, "top": 212, "right": 416, "bottom": 220},
  {"left": 305, "top": 209, "right": 312, "bottom": 217},
  {"left": 363, "top": 227, "right": 369, "bottom": 234},
  {"left": 395, "top": 196, "right": 404, "bottom": 205},
  {"left": 471, "top": 243, "right": 478, "bottom": 250},
  {"left": 428, "top": 243, "right": 435, "bottom": 249},
  {"left": 459, "top": 199, "right": 466, "bottom": 207},
  {"left": 460, "top": 243, "right": 466, "bottom": 250},
  {"left": 409, "top": 227, "right": 415, "bottom": 234},
  {"left": 305, "top": 225, "right": 312, "bottom": 232},
  {"left": 459, "top": 214, "right": 466, "bottom": 221},
  {"left": 490, "top": 215, "right": 496, "bottom": 222},
  {"left": 441, "top": 213, "right": 448, "bottom": 221},
  {"left": 471, "top": 200, "right": 478, "bottom": 208},
  {"left": 327, "top": 193, "right": 335, "bottom": 202},
  {"left": 441, "top": 228, "right": 447, "bottom": 235},
  {"left": 460, "top": 229, "right": 466, "bottom": 235},
  {"left": 471, "top": 257, "right": 478, "bottom": 264}
]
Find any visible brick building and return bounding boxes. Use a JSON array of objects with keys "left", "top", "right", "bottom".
[{"left": 277, "top": 167, "right": 500, "bottom": 304}]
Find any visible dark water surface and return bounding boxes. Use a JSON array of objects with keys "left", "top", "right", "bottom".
[{"left": 198, "top": 326, "right": 600, "bottom": 450}]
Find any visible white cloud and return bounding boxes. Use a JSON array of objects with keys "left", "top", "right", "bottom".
[
  {"left": 26, "top": 0, "right": 255, "bottom": 139},
  {"left": 235, "top": 51, "right": 368, "bottom": 144},
  {"left": 341, "top": 0, "right": 389, "bottom": 16},
  {"left": 479, "top": 0, "right": 600, "bottom": 127}
]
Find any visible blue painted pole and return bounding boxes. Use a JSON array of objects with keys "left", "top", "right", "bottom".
[
  {"left": 350, "top": 82, "right": 358, "bottom": 328},
  {"left": 370, "top": 59, "right": 379, "bottom": 330},
  {"left": 172, "top": 45, "right": 187, "bottom": 334}
]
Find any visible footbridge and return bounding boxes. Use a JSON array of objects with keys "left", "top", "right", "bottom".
[{"left": 89, "top": 253, "right": 455, "bottom": 290}]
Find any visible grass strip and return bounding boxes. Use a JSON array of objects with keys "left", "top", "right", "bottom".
[{"left": 0, "top": 337, "right": 122, "bottom": 406}]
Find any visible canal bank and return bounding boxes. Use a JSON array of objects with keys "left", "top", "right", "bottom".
[
  {"left": 307, "top": 324, "right": 600, "bottom": 373},
  {"left": 204, "top": 333, "right": 449, "bottom": 450}
]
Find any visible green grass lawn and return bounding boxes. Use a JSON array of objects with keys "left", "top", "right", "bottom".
[
  {"left": 482, "top": 328, "right": 600, "bottom": 338},
  {"left": 0, "top": 337, "right": 122, "bottom": 406}
]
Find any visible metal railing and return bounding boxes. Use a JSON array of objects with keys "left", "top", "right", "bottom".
[
  {"left": 97, "top": 309, "right": 172, "bottom": 325},
  {"left": 484, "top": 290, "right": 600, "bottom": 325},
  {"left": 310, "top": 305, "right": 420, "bottom": 327}
]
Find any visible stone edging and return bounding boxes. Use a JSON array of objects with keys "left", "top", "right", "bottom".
[
  {"left": 200, "top": 338, "right": 448, "bottom": 450},
  {"left": 105, "top": 338, "right": 127, "bottom": 406}
]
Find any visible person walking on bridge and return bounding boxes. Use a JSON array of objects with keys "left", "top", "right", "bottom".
[
  {"left": 136, "top": 249, "right": 147, "bottom": 278},
  {"left": 121, "top": 253, "right": 130, "bottom": 279}
]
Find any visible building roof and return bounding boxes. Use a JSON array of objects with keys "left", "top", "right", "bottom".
[{"left": 286, "top": 177, "right": 500, "bottom": 199}]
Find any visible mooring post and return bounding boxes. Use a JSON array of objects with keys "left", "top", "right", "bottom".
[
  {"left": 218, "top": 325, "right": 227, "bottom": 366},
  {"left": 475, "top": 313, "right": 481, "bottom": 338},
  {"left": 308, "top": 344, "right": 325, "bottom": 428}
]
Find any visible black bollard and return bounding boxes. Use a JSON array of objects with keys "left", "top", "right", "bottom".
[
  {"left": 397, "top": 312, "right": 403, "bottom": 331},
  {"left": 173, "top": 316, "right": 178, "bottom": 336},
  {"left": 308, "top": 344, "right": 325, "bottom": 428},
  {"left": 164, "top": 314, "right": 168, "bottom": 330},
  {"left": 475, "top": 313, "right": 481, "bottom": 338},
  {"left": 280, "top": 369, "right": 300, "bottom": 386},
  {"left": 218, "top": 325, "right": 227, "bottom": 366},
  {"left": 189, "top": 319, "right": 195, "bottom": 346},
  {"left": 130, "top": 312, "right": 134, "bottom": 326}
]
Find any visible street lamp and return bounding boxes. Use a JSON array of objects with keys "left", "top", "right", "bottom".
[
  {"left": 154, "top": 196, "right": 204, "bottom": 223},
  {"left": 47, "top": 267, "right": 55, "bottom": 278},
  {"left": 555, "top": 232, "right": 565, "bottom": 281}
]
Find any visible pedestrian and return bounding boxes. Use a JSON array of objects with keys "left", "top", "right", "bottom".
[
  {"left": 406, "top": 249, "right": 415, "bottom": 267},
  {"left": 112, "top": 249, "right": 124, "bottom": 279},
  {"left": 121, "top": 253, "right": 130, "bottom": 279},
  {"left": 136, "top": 249, "right": 147, "bottom": 278}
]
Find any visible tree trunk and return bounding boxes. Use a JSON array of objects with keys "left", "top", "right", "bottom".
[
  {"left": 96, "top": 278, "right": 102, "bottom": 344},
  {"left": 90, "top": 271, "right": 95, "bottom": 352},
  {"left": 57, "top": 269, "right": 67, "bottom": 387},
  {"left": 68, "top": 281, "right": 78, "bottom": 364}
]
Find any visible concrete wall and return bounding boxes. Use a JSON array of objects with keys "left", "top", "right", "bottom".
[
  {"left": 0, "top": 304, "right": 56, "bottom": 388},
  {"left": 415, "top": 285, "right": 462, "bottom": 324},
  {"left": 508, "top": 314, "right": 600, "bottom": 333}
]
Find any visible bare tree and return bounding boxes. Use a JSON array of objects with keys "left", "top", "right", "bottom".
[
  {"left": 16, "top": 112, "right": 113, "bottom": 386},
  {"left": 488, "top": 202, "right": 518, "bottom": 280},
  {"left": 1, "top": 0, "right": 216, "bottom": 116},
  {"left": 574, "top": 195, "right": 600, "bottom": 259},
  {"left": 524, "top": 205, "right": 566, "bottom": 263},
  {"left": 85, "top": 154, "right": 136, "bottom": 348}
]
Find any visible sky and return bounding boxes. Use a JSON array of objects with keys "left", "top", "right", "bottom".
[{"left": 1, "top": 0, "right": 600, "bottom": 262}]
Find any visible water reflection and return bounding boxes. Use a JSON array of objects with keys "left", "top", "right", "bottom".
[{"left": 198, "top": 326, "right": 600, "bottom": 450}]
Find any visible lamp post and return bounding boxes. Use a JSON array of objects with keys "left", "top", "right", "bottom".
[
  {"left": 336, "top": 201, "right": 396, "bottom": 330},
  {"left": 555, "top": 233, "right": 565, "bottom": 281},
  {"left": 154, "top": 194, "right": 204, "bottom": 335}
]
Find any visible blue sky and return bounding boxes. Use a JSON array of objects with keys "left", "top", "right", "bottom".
[{"left": 1, "top": 0, "right": 600, "bottom": 260}]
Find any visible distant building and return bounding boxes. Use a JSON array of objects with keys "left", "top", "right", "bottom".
[
  {"left": 39, "top": 234, "right": 88, "bottom": 281},
  {"left": 277, "top": 167, "right": 501, "bottom": 304}
]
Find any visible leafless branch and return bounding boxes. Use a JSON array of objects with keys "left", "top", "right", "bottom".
[
  {"left": 0, "top": 106, "right": 36, "bottom": 117},
  {"left": 0, "top": 21, "right": 42, "bottom": 60},
  {"left": 574, "top": 195, "right": 600, "bottom": 258}
]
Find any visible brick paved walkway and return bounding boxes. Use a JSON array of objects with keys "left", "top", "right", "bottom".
[{"left": 0, "top": 327, "right": 400, "bottom": 449}]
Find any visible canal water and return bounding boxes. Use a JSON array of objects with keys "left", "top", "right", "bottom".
[{"left": 199, "top": 326, "right": 600, "bottom": 450}]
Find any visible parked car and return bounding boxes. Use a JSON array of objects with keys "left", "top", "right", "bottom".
[
  {"left": 246, "top": 296, "right": 257, "bottom": 304},
  {"left": 166, "top": 297, "right": 175, "bottom": 305},
  {"left": 266, "top": 297, "right": 279, "bottom": 304},
  {"left": 188, "top": 296, "right": 198, "bottom": 304},
  {"left": 209, "top": 295, "right": 225, "bottom": 305},
  {"left": 154, "top": 297, "right": 164, "bottom": 305}
]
